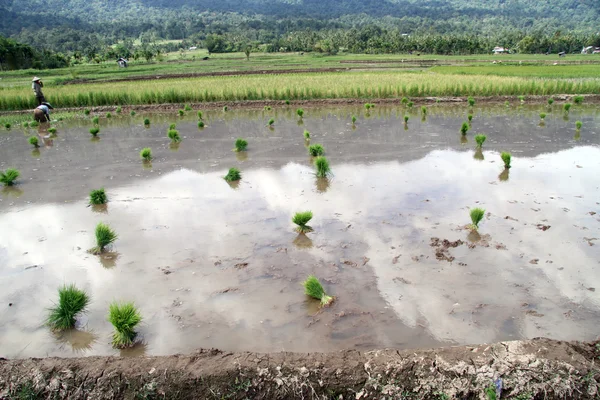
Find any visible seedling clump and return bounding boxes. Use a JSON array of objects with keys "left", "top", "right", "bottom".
[
  {"left": 29, "top": 136, "right": 39, "bottom": 147},
  {"left": 130, "top": 110, "right": 136, "bottom": 116},
  {"left": 401, "top": 97, "right": 409, "bottom": 105},
  {"left": 460, "top": 122, "right": 470, "bottom": 135},
  {"left": 84, "top": 109, "right": 91, "bottom": 116},
  {"left": 468, "top": 96, "right": 475, "bottom": 107},
  {"left": 421, "top": 106, "right": 427, "bottom": 115},
  {"left": 106, "top": 112, "right": 112, "bottom": 119},
  {"left": 48, "top": 127, "right": 57, "bottom": 134},
  {"left": 92, "top": 222, "right": 117, "bottom": 254},
  {"left": 0, "top": 168, "right": 20, "bottom": 186},
  {"left": 167, "top": 129, "right": 181, "bottom": 143},
  {"left": 140, "top": 147, "right": 152, "bottom": 161},
  {"left": 198, "top": 120, "right": 205, "bottom": 128},
  {"left": 30, "top": 121, "right": 39, "bottom": 127},
  {"left": 292, "top": 211, "right": 313, "bottom": 233},
  {"left": 563, "top": 103, "right": 572, "bottom": 113},
  {"left": 296, "top": 108, "right": 304, "bottom": 119},
  {"left": 575, "top": 121, "right": 582, "bottom": 130},
  {"left": 5, "top": 123, "right": 11, "bottom": 129},
  {"left": 407, "top": 101, "right": 413, "bottom": 108},
  {"left": 178, "top": 109, "right": 185, "bottom": 116},
  {"left": 89, "top": 188, "right": 108, "bottom": 205},
  {"left": 474, "top": 134, "right": 487, "bottom": 148},
  {"left": 469, "top": 208, "right": 485, "bottom": 231},
  {"left": 89, "top": 127, "right": 100, "bottom": 136},
  {"left": 108, "top": 301, "right": 142, "bottom": 348},
  {"left": 304, "top": 130, "right": 310, "bottom": 139},
  {"left": 518, "top": 95, "right": 525, "bottom": 103},
  {"left": 364, "top": 103, "right": 371, "bottom": 110},
  {"left": 314, "top": 156, "right": 331, "bottom": 178},
  {"left": 184, "top": 104, "right": 192, "bottom": 111},
  {"left": 501, "top": 151, "right": 511, "bottom": 169},
  {"left": 303, "top": 275, "right": 333, "bottom": 306},
  {"left": 308, "top": 144, "right": 324, "bottom": 157},
  {"left": 268, "top": 118, "right": 275, "bottom": 126},
  {"left": 224, "top": 167, "right": 241, "bottom": 182},
  {"left": 169, "top": 123, "right": 176, "bottom": 130},
  {"left": 468, "top": 114, "right": 473, "bottom": 122},
  {"left": 46, "top": 284, "right": 90, "bottom": 331},
  {"left": 223, "top": 106, "right": 228, "bottom": 112},
  {"left": 404, "top": 115, "right": 409, "bottom": 124},
  {"left": 539, "top": 112, "right": 546, "bottom": 120},
  {"left": 116, "top": 106, "right": 122, "bottom": 113},
  {"left": 234, "top": 138, "right": 248, "bottom": 152},
  {"left": 351, "top": 115, "right": 357, "bottom": 125},
  {"left": 92, "top": 116, "right": 99, "bottom": 125},
  {"left": 573, "top": 95, "right": 583, "bottom": 105},
  {"left": 144, "top": 118, "right": 150, "bottom": 126},
  {"left": 547, "top": 98, "right": 554, "bottom": 105},
  {"left": 197, "top": 111, "right": 203, "bottom": 120}
]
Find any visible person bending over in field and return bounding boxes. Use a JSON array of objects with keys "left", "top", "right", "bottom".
[
  {"left": 34, "top": 102, "right": 54, "bottom": 122},
  {"left": 32, "top": 77, "right": 46, "bottom": 105}
]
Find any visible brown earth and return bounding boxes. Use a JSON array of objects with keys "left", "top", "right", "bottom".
[{"left": 1, "top": 338, "right": 599, "bottom": 399}]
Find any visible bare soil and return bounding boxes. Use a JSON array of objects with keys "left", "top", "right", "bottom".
[{"left": 1, "top": 338, "right": 599, "bottom": 399}]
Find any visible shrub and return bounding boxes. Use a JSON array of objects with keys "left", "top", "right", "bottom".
[
  {"left": 404, "top": 115, "right": 409, "bottom": 124},
  {"left": 89, "top": 188, "right": 107, "bottom": 205},
  {"left": 84, "top": 109, "right": 90, "bottom": 115},
  {"left": 116, "top": 106, "right": 122, "bottom": 113},
  {"left": 351, "top": 116, "right": 357, "bottom": 124},
  {"left": 474, "top": 134, "right": 487, "bottom": 148},
  {"left": 178, "top": 109, "right": 184, "bottom": 116},
  {"left": 563, "top": 103, "right": 572, "bottom": 113},
  {"left": 314, "top": 156, "right": 331, "bottom": 178},
  {"left": 198, "top": 120, "right": 205, "bottom": 128},
  {"left": 303, "top": 275, "right": 333, "bottom": 306},
  {"left": 108, "top": 301, "right": 142, "bottom": 348},
  {"left": 308, "top": 143, "right": 324, "bottom": 157},
  {"left": 140, "top": 147, "right": 152, "bottom": 161},
  {"left": 469, "top": 208, "right": 485, "bottom": 231},
  {"left": 169, "top": 123, "right": 176, "bottom": 130},
  {"left": 421, "top": 106, "right": 427, "bottom": 115},
  {"left": 223, "top": 106, "right": 228, "bottom": 112},
  {"left": 144, "top": 118, "right": 150, "bottom": 126},
  {"left": 89, "top": 127, "right": 100, "bottom": 136},
  {"left": 401, "top": 97, "right": 409, "bottom": 105},
  {"left": 93, "top": 222, "right": 117, "bottom": 253},
  {"left": 460, "top": 122, "right": 470, "bottom": 135},
  {"left": 573, "top": 95, "right": 584, "bottom": 105},
  {"left": 268, "top": 118, "right": 275, "bottom": 126},
  {"left": 48, "top": 127, "right": 57, "bottom": 134},
  {"left": 0, "top": 168, "right": 20, "bottom": 186},
  {"left": 167, "top": 129, "right": 181, "bottom": 143},
  {"left": 234, "top": 138, "right": 248, "bottom": 152},
  {"left": 576, "top": 121, "right": 582, "bottom": 130},
  {"left": 106, "top": 112, "right": 112, "bottom": 119},
  {"left": 46, "top": 284, "right": 90, "bottom": 331},
  {"left": 501, "top": 151, "right": 511, "bottom": 169},
  {"left": 197, "top": 111, "right": 203, "bottom": 120},
  {"left": 304, "top": 130, "right": 310, "bottom": 139},
  {"left": 92, "top": 116, "right": 99, "bottom": 125},
  {"left": 468, "top": 96, "right": 475, "bottom": 107},
  {"left": 296, "top": 108, "right": 304, "bottom": 118},
  {"left": 539, "top": 112, "right": 546, "bottom": 120},
  {"left": 292, "top": 211, "right": 313, "bottom": 233},
  {"left": 224, "top": 167, "right": 241, "bottom": 182},
  {"left": 130, "top": 110, "right": 136, "bottom": 116},
  {"left": 184, "top": 104, "right": 192, "bottom": 111},
  {"left": 547, "top": 98, "right": 554, "bottom": 105},
  {"left": 28, "top": 136, "right": 39, "bottom": 147},
  {"left": 468, "top": 114, "right": 473, "bottom": 122}
]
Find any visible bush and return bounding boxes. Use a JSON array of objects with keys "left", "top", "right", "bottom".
[
  {"left": 469, "top": 208, "right": 485, "bottom": 231},
  {"left": 89, "top": 127, "right": 100, "bottom": 136},
  {"left": 304, "top": 130, "right": 310, "bottom": 139},
  {"left": 460, "top": 122, "right": 470, "bottom": 135},
  {"left": 89, "top": 188, "right": 107, "bottom": 205},
  {"left": 224, "top": 167, "right": 241, "bottom": 182},
  {"left": 46, "top": 284, "right": 90, "bottom": 331},
  {"left": 303, "top": 275, "right": 333, "bottom": 306},
  {"left": 108, "top": 301, "right": 142, "bottom": 348},
  {"left": 234, "top": 138, "right": 248, "bottom": 152},
  {"left": 573, "top": 95, "right": 584, "bottom": 105},
  {"left": 314, "top": 156, "right": 331, "bottom": 178},
  {"left": 144, "top": 118, "right": 150, "bottom": 126},
  {"left": 576, "top": 121, "right": 582, "bottom": 130},
  {"left": 292, "top": 211, "right": 313, "bottom": 233},
  {"left": 308, "top": 144, "right": 325, "bottom": 157},
  {"left": 474, "top": 134, "right": 487, "bottom": 148},
  {"left": 28, "top": 136, "right": 39, "bottom": 147},
  {"left": 140, "top": 147, "right": 152, "bottom": 161},
  {"left": 167, "top": 129, "right": 181, "bottom": 143},
  {"left": 0, "top": 168, "right": 20, "bottom": 186},
  {"left": 296, "top": 108, "right": 304, "bottom": 118},
  {"left": 93, "top": 222, "right": 117, "bottom": 253},
  {"left": 501, "top": 151, "right": 511, "bottom": 169}
]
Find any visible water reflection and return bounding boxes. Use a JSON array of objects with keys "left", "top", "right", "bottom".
[
  {"left": 55, "top": 329, "right": 97, "bottom": 353},
  {"left": 235, "top": 151, "right": 248, "bottom": 162},
  {"left": 473, "top": 149, "right": 484, "bottom": 161},
  {"left": 498, "top": 168, "right": 510, "bottom": 182},
  {"left": 293, "top": 233, "right": 313, "bottom": 249}
]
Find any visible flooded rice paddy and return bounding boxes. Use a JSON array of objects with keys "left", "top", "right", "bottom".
[{"left": 0, "top": 104, "right": 599, "bottom": 358}]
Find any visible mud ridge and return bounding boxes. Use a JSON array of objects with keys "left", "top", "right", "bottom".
[{"left": 1, "top": 338, "right": 599, "bottom": 399}]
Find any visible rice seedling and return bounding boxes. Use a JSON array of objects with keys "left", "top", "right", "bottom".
[
  {"left": 264, "top": 105, "right": 271, "bottom": 111},
  {"left": 169, "top": 123, "right": 176, "bottom": 130},
  {"left": 30, "top": 121, "right": 39, "bottom": 127},
  {"left": 140, "top": 147, "right": 152, "bottom": 161},
  {"left": 46, "top": 284, "right": 90, "bottom": 331},
  {"left": 504, "top": 101, "right": 510, "bottom": 107},
  {"left": 460, "top": 122, "right": 470, "bottom": 135},
  {"left": 285, "top": 99, "right": 290, "bottom": 105},
  {"left": 84, "top": 109, "right": 90, "bottom": 115},
  {"left": 144, "top": 118, "right": 150, "bottom": 126},
  {"left": 184, "top": 104, "right": 192, "bottom": 111},
  {"left": 23, "top": 122, "right": 29, "bottom": 128},
  {"left": 89, "top": 127, "right": 100, "bottom": 136},
  {"left": 223, "top": 106, "right": 228, "bottom": 112},
  {"left": 401, "top": 97, "right": 409, "bottom": 105},
  {"left": 167, "top": 129, "right": 181, "bottom": 142},
  {"left": 224, "top": 167, "right": 241, "bottom": 182},
  {"left": 407, "top": 101, "right": 414, "bottom": 108},
  {"left": 576, "top": 120, "right": 582, "bottom": 130},
  {"left": 234, "top": 138, "right": 248, "bottom": 152},
  {"left": 364, "top": 103, "right": 371, "bottom": 110},
  {"left": 501, "top": 151, "right": 511, "bottom": 169},
  {"left": 89, "top": 188, "right": 107, "bottom": 205},
  {"left": 573, "top": 95, "right": 584, "bottom": 105},
  {"left": 314, "top": 156, "right": 331, "bottom": 178},
  {"left": 130, "top": 110, "right": 136, "bottom": 116},
  {"left": 474, "top": 134, "right": 487, "bottom": 148},
  {"left": 116, "top": 106, "right": 122, "bottom": 113},
  {"left": 197, "top": 111, "right": 203, "bottom": 120},
  {"left": 106, "top": 112, "right": 112, "bottom": 118},
  {"left": 92, "top": 116, "right": 99, "bottom": 125},
  {"left": 28, "top": 136, "right": 39, "bottom": 147},
  {"left": 91, "top": 222, "right": 117, "bottom": 253},
  {"left": 48, "top": 127, "right": 57, "bottom": 134},
  {"left": 108, "top": 301, "right": 142, "bottom": 348},
  {"left": 518, "top": 95, "right": 525, "bottom": 102},
  {"left": 547, "top": 97, "right": 554, "bottom": 105},
  {"left": 0, "top": 168, "right": 20, "bottom": 186},
  {"left": 469, "top": 207, "right": 485, "bottom": 231},
  {"left": 178, "top": 109, "right": 184, "bottom": 116},
  {"left": 268, "top": 118, "right": 275, "bottom": 126},
  {"left": 468, "top": 114, "right": 473, "bottom": 122},
  {"left": 351, "top": 115, "right": 357, "bottom": 125},
  {"left": 297, "top": 108, "right": 304, "bottom": 118},
  {"left": 404, "top": 115, "right": 409, "bottom": 124},
  {"left": 4, "top": 123, "right": 12, "bottom": 129},
  {"left": 468, "top": 96, "right": 475, "bottom": 107},
  {"left": 563, "top": 103, "right": 572, "bottom": 113},
  {"left": 539, "top": 112, "right": 546, "bottom": 120},
  {"left": 304, "top": 130, "right": 310, "bottom": 139},
  {"left": 421, "top": 106, "right": 427, "bottom": 115},
  {"left": 308, "top": 143, "right": 324, "bottom": 157},
  {"left": 303, "top": 275, "right": 333, "bottom": 306},
  {"left": 292, "top": 211, "right": 313, "bottom": 233},
  {"left": 198, "top": 120, "right": 205, "bottom": 128}
]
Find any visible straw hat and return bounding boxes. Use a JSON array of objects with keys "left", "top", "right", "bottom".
[{"left": 32, "top": 77, "right": 41, "bottom": 82}]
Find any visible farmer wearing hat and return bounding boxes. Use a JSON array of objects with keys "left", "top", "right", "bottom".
[
  {"left": 34, "top": 102, "right": 54, "bottom": 123},
  {"left": 32, "top": 77, "right": 46, "bottom": 105}
]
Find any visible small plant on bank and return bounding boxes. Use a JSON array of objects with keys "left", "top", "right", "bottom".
[
  {"left": 460, "top": 122, "right": 470, "bottom": 135},
  {"left": 106, "top": 112, "right": 112, "bottom": 119},
  {"left": 576, "top": 121, "right": 582, "bottom": 130},
  {"left": 501, "top": 152, "right": 511, "bottom": 169},
  {"left": 303, "top": 275, "right": 334, "bottom": 307},
  {"left": 108, "top": 301, "right": 142, "bottom": 348},
  {"left": 116, "top": 106, "right": 122, "bottom": 113},
  {"left": 401, "top": 97, "right": 409, "bottom": 105},
  {"left": 223, "top": 106, "right": 228, "bottom": 112},
  {"left": 130, "top": 110, "right": 136, "bottom": 116},
  {"left": 198, "top": 120, "right": 205, "bottom": 128},
  {"left": 234, "top": 138, "right": 248, "bottom": 152},
  {"left": 48, "top": 127, "right": 57, "bottom": 134},
  {"left": 89, "top": 188, "right": 108, "bottom": 205},
  {"left": 296, "top": 108, "right": 304, "bottom": 119},
  {"left": 468, "top": 114, "right": 473, "bottom": 122},
  {"left": 548, "top": 97, "right": 554, "bottom": 105},
  {"left": 469, "top": 207, "right": 485, "bottom": 231},
  {"left": 0, "top": 168, "right": 20, "bottom": 186},
  {"left": 467, "top": 96, "right": 475, "bottom": 107},
  {"left": 351, "top": 115, "right": 357, "bottom": 125},
  {"left": 92, "top": 222, "right": 117, "bottom": 254},
  {"left": 184, "top": 104, "right": 192, "bottom": 111},
  {"left": 314, "top": 156, "right": 331, "bottom": 178},
  {"left": 28, "top": 136, "right": 39, "bottom": 148},
  {"left": 144, "top": 118, "right": 150, "bottom": 126},
  {"left": 140, "top": 147, "right": 152, "bottom": 161},
  {"left": 268, "top": 118, "right": 275, "bottom": 126},
  {"left": 292, "top": 211, "right": 313, "bottom": 233},
  {"left": 308, "top": 143, "right": 325, "bottom": 157},
  {"left": 92, "top": 116, "right": 99, "bottom": 125},
  {"left": 224, "top": 167, "right": 241, "bottom": 182},
  {"left": 46, "top": 284, "right": 90, "bottom": 331},
  {"left": 404, "top": 115, "right": 409, "bottom": 124},
  {"left": 539, "top": 112, "right": 546, "bottom": 120},
  {"left": 304, "top": 130, "right": 310, "bottom": 139},
  {"left": 84, "top": 109, "right": 90, "bottom": 116},
  {"left": 563, "top": 103, "right": 572, "bottom": 113},
  {"left": 474, "top": 134, "right": 487, "bottom": 148},
  {"left": 573, "top": 95, "right": 584, "bottom": 105},
  {"left": 178, "top": 109, "right": 185, "bottom": 116},
  {"left": 421, "top": 106, "right": 427, "bottom": 115},
  {"left": 89, "top": 127, "right": 100, "bottom": 136},
  {"left": 167, "top": 129, "right": 181, "bottom": 143}
]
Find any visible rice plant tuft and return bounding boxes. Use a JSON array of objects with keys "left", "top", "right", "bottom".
[
  {"left": 460, "top": 121, "right": 470, "bottom": 135},
  {"left": 169, "top": 123, "right": 176, "bottom": 130},
  {"left": 518, "top": 95, "right": 525, "bottom": 103},
  {"left": 421, "top": 106, "right": 427, "bottom": 115},
  {"left": 401, "top": 97, "right": 409, "bottom": 105},
  {"left": 89, "top": 127, "right": 100, "bottom": 136},
  {"left": 140, "top": 147, "right": 152, "bottom": 161},
  {"left": 178, "top": 109, "right": 185, "bottom": 116},
  {"left": 144, "top": 118, "right": 150, "bottom": 126},
  {"left": 264, "top": 105, "right": 272, "bottom": 111},
  {"left": 197, "top": 111, "right": 203, "bottom": 120},
  {"left": 563, "top": 103, "right": 572, "bottom": 113},
  {"left": 234, "top": 138, "right": 248, "bottom": 152},
  {"left": 84, "top": 109, "right": 90, "bottom": 116},
  {"left": 0, "top": 168, "right": 20, "bottom": 186},
  {"left": 130, "top": 110, "right": 136, "bottom": 116},
  {"left": 116, "top": 106, "right": 122, "bottom": 114},
  {"left": 108, "top": 301, "right": 142, "bottom": 348},
  {"left": 268, "top": 118, "right": 275, "bottom": 126},
  {"left": 89, "top": 188, "right": 108, "bottom": 205},
  {"left": 46, "top": 284, "right": 90, "bottom": 331},
  {"left": 48, "top": 127, "right": 57, "bottom": 134},
  {"left": 308, "top": 143, "right": 325, "bottom": 157},
  {"left": 106, "top": 112, "right": 112, "bottom": 119},
  {"left": 303, "top": 275, "right": 333, "bottom": 306},
  {"left": 351, "top": 115, "right": 357, "bottom": 125},
  {"left": 547, "top": 97, "right": 554, "bottom": 105},
  {"left": 468, "top": 114, "right": 473, "bottom": 122},
  {"left": 293, "top": 211, "right": 313, "bottom": 233},
  {"left": 575, "top": 121, "right": 582, "bottom": 130},
  {"left": 30, "top": 121, "right": 39, "bottom": 127},
  {"left": 296, "top": 108, "right": 304, "bottom": 118},
  {"left": 501, "top": 151, "right": 511, "bottom": 169},
  {"left": 92, "top": 116, "right": 99, "bottom": 125},
  {"left": 167, "top": 129, "right": 181, "bottom": 143},
  {"left": 470, "top": 207, "right": 485, "bottom": 231},
  {"left": 364, "top": 103, "right": 371, "bottom": 110},
  {"left": 92, "top": 222, "right": 117, "bottom": 254},
  {"left": 223, "top": 106, "right": 228, "bottom": 112},
  {"left": 407, "top": 101, "right": 413, "bottom": 108},
  {"left": 285, "top": 99, "right": 290, "bottom": 105},
  {"left": 314, "top": 156, "right": 331, "bottom": 178},
  {"left": 573, "top": 95, "right": 584, "bottom": 105},
  {"left": 184, "top": 104, "right": 192, "bottom": 111},
  {"left": 474, "top": 134, "right": 487, "bottom": 148},
  {"left": 304, "top": 130, "right": 310, "bottom": 139},
  {"left": 198, "top": 120, "right": 205, "bottom": 128},
  {"left": 29, "top": 136, "right": 39, "bottom": 148},
  {"left": 467, "top": 96, "right": 475, "bottom": 107},
  {"left": 224, "top": 167, "right": 241, "bottom": 182},
  {"left": 539, "top": 112, "right": 546, "bottom": 120},
  {"left": 4, "top": 123, "right": 12, "bottom": 129},
  {"left": 23, "top": 122, "right": 29, "bottom": 128},
  {"left": 404, "top": 115, "right": 409, "bottom": 124}
]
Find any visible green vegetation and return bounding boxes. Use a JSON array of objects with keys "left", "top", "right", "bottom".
[
  {"left": 292, "top": 211, "right": 313, "bottom": 233},
  {"left": 106, "top": 112, "right": 112, "bottom": 118},
  {"left": 304, "top": 130, "right": 310, "bottom": 139},
  {"left": 28, "top": 136, "right": 39, "bottom": 147},
  {"left": 178, "top": 109, "right": 184, "bottom": 116},
  {"left": 46, "top": 284, "right": 90, "bottom": 331},
  {"left": 296, "top": 108, "right": 304, "bottom": 119},
  {"left": 0, "top": 168, "right": 20, "bottom": 186},
  {"left": 268, "top": 117, "right": 275, "bottom": 126},
  {"left": 144, "top": 118, "right": 150, "bottom": 126},
  {"left": 563, "top": 103, "right": 572, "bottom": 113},
  {"left": 89, "top": 127, "right": 100, "bottom": 136},
  {"left": 264, "top": 105, "right": 272, "bottom": 111},
  {"left": 224, "top": 167, "right": 241, "bottom": 182},
  {"left": 234, "top": 138, "right": 248, "bottom": 152},
  {"left": 84, "top": 109, "right": 90, "bottom": 115},
  {"left": 108, "top": 301, "right": 142, "bottom": 348},
  {"left": 93, "top": 222, "right": 118, "bottom": 253},
  {"left": 116, "top": 106, "right": 122, "bottom": 113},
  {"left": 314, "top": 156, "right": 331, "bottom": 178},
  {"left": 89, "top": 188, "right": 108, "bottom": 205},
  {"left": 548, "top": 97, "right": 554, "bottom": 105},
  {"left": 169, "top": 123, "right": 177, "bottom": 130},
  {"left": 92, "top": 116, "right": 99, "bottom": 125},
  {"left": 468, "top": 114, "right": 473, "bottom": 122},
  {"left": 351, "top": 115, "right": 357, "bottom": 125},
  {"left": 518, "top": 95, "right": 525, "bottom": 102},
  {"left": 198, "top": 120, "right": 205, "bottom": 128},
  {"left": 401, "top": 97, "right": 409, "bottom": 105},
  {"left": 223, "top": 106, "right": 228, "bottom": 112},
  {"left": 421, "top": 106, "right": 427, "bottom": 115},
  {"left": 130, "top": 110, "right": 136, "bottom": 116},
  {"left": 303, "top": 275, "right": 333, "bottom": 307},
  {"left": 167, "top": 129, "right": 181, "bottom": 142},
  {"left": 501, "top": 152, "right": 512, "bottom": 169},
  {"left": 140, "top": 147, "right": 152, "bottom": 161},
  {"left": 197, "top": 111, "right": 203, "bottom": 119},
  {"left": 576, "top": 120, "right": 582, "bottom": 130},
  {"left": 474, "top": 134, "right": 486, "bottom": 148},
  {"left": 404, "top": 115, "right": 409, "bottom": 124},
  {"left": 23, "top": 122, "right": 29, "bottom": 128},
  {"left": 467, "top": 96, "right": 475, "bottom": 107},
  {"left": 460, "top": 122, "right": 470, "bottom": 135},
  {"left": 539, "top": 112, "right": 546, "bottom": 120},
  {"left": 407, "top": 101, "right": 413, "bottom": 108},
  {"left": 573, "top": 95, "right": 584, "bottom": 104},
  {"left": 309, "top": 144, "right": 325, "bottom": 157},
  {"left": 184, "top": 104, "right": 192, "bottom": 111},
  {"left": 469, "top": 208, "right": 485, "bottom": 231},
  {"left": 48, "top": 127, "right": 57, "bottom": 134}
]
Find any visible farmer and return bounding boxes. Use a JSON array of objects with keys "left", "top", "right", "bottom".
[
  {"left": 32, "top": 77, "right": 46, "bottom": 105},
  {"left": 33, "top": 102, "right": 54, "bottom": 122}
]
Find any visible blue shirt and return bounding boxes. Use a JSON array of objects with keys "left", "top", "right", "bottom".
[{"left": 36, "top": 105, "right": 50, "bottom": 115}]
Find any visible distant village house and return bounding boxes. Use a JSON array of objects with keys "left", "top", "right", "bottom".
[{"left": 492, "top": 46, "right": 508, "bottom": 54}]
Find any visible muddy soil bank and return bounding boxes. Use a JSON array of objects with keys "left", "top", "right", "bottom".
[{"left": 1, "top": 338, "right": 599, "bottom": 399}]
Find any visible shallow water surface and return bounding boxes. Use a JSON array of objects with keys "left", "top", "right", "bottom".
[{"left": 0, "top": 104, "right": 599, "bottom": 358}]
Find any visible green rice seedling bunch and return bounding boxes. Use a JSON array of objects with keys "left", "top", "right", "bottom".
[
  {"left": 407, "top": 101, "right": 414, "bottom": 108},
  {"left": 264, "top": 105, "right": 271, "bottom": 111},
  {"left": 304, "top": 130, "right": 310, "bottom": 139},
  {"left": 547, "top": 98, "right": 554, "bottom": 105},
  {"left": 84, "top": 109, "right": 91, "bottom": 116},
  {"left": 285, "top": 99, "right": 290, "bottom": 105},
  {"left": 144, "top": 118, "right": 150, "bottom": 126},
  {"left": 197, "top": 111, "right": 203, "bottom": 120},
  {"left": 116, "top": 106, "right": 122, "bottom": 113},
  {"left": 140, "top": 147, "right": 152, "bottom": 161},
  {"left": 108, "top": 301, "right": 142, "bottom": 348},
  {"left": 469, "top": 207, "right": 485, "bottom": 231},
  {"left": 130, "top": 110, "right": 136, "bottom": 116},
  {"left": 30, "top": 121, "right": 39, "bottom": 127},
  {"left": 92, "top": 116, "right": 99, "bottom": 125},
  {"left": 4, "top": 122, "right": 12, "bottom": 129},
  {"left": 89, "top": 188, "right": 107, "bottom": 205},
  {"left": 573, "top": 95, "right": 583, "bottom": 105},
  {"left": 314, "top": 156, "right": 331, "bottom": 178},
  {"left": 46, "top": 284, "right": 90, "bottom": 331},
  {"left": 268, "top": 118, "right": 275, "bottom": 126},
  {"left": 89, "top": 127, "right": 100, "bottom": 136},
  {"left": 401, "top": 97, "right": 409, "bottom": 105},
  {"left": 576, "top": 121, "right": 582, "bottom": 130},
  {"left": 184, "top": 104, "right": 192, "bottom": 111},
  {"left": 48, "top": 127, "right": 57, "bottom": 134},
  {"left": 351, "top": 115, "right": 357, "bottom": 125},
  {"left": 224, "top": 167, "right": 241, "bottom": 182},
  {"left": 0, "top": 168, "right": 20, "bottom": 186},
  {"left": 292, "top": 211, "right": 313, "bottom": 233},
  {"left": 223, "top": 106, "right": 228, "bottom": 112},
  {"left": 23, "top": 122, "right": 29, "bottom": 128},
  {"left": 29, "top": 136, "right": 39, "bottom": 147},
  {"left": 539, "top": 112, "right": 546, "bottom": 120},
  {"left": 178, "top": 109, "right": 184, "bottom": 116},
  {"left": 467, "top": 96, "right": 475, "bottom": 107},
  {"left": 234, "top": 138, "right": 248, "bottom": 152},
  {"left": 296, "top": 108, "right": 304, "bottom": 118},
  {"left": 364, "top": 103, "right": 371, "bottom": 110},
  {"left": 308, "top": 143, "right": 324, "bottom": 157},
  {"left": 169, "top": 123, "right": 176, "bottom": 130},
  {"left": 198, "top": 120, "right": 205, "bottom": 128},
  {"left": 303, "top": 275, "right": 333, "bottom": 306},
  {"left": 167, "top": 129, "right": 181, "bottom": 143},
  {"left": 404, "top": 115, "right": 409, "bottom": 124},
  {"left": 518, "top": 95, "right": 525, "bottom": 102},
  {"left": 106, "top": 112, "right": 112, "bottom": 119},
  {"left": 501, "top": 152, "right": 511, "bottom": 169},
  {"left": 421, "top": 106, "right": 427, "bottom": 115},
  {"left": 460, "top": 122, "right": 470, "bottom": 135},
  {"left": 563, "top": 103, "right": 572, "bottom": 113},
  {"left": 474, "top": 134, "right": 487, "bottom": 148},
  {"left": 468, "top": 114, "right": 473, "bottom": 122},
  {"left": 504, "top": 101, "right": 510, "bottom": 107},
  {"left": 94, "top": 222, "right": 117, "bottom": 252}
]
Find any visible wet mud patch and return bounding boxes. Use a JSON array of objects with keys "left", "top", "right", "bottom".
[{"left": 430, "top": 237, "right": 464, "bottom": 262}]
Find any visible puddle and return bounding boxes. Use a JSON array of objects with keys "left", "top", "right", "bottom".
[{"left": 0, "top": 105, "right": 599, "bottom": 358}]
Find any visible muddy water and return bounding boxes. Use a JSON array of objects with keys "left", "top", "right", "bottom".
[{"left": 0, "top": 104, "right": 599, "bottom": 358}]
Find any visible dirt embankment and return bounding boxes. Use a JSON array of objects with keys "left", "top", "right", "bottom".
[{"left": 1, "top": 338, "right": 599, "bottom": 399}]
